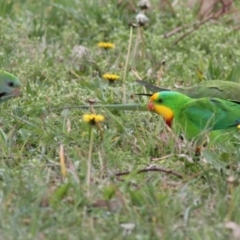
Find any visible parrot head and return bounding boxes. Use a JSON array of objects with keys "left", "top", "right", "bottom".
[
  {"left": 147, "top": 91, "right": 191, "bottom": 127},
  {"left": 0, "top": 71, "right": 21, "bottom": 103},
  {"left": 147, "top": 92, "right": 175, "bottom": 127}
]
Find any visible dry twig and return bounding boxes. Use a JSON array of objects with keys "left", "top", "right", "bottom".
[{"left": 115, "top": 166, "right": 183, "bottom": 178}]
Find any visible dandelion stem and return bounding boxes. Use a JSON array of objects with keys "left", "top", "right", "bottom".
[
  {"left": 132, "top": 27, "right": 140, "bottom": 63},
  {"left": 140, "top": 26, "right": 145, "bottom": 63},
  {"left": 87, "top": 127, "right": 94, "bottom": 197},
  {"left": 89, "top": 103, "right": 96, "bottom": 114},
  {"left": 123, "top": 26, "right": 133, "bottom": 103},
  {"left": 110, "top": 86, "right": 113, "bottom": 102},
  {"left": 59, "top": 144, "right": 68, "bottom": 178}
]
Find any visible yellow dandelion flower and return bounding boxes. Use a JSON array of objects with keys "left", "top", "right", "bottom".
[
  {"left": 97, "top": 42, "right": 115, "bottom": 50},
  {"left": 83, "top": 113, "right": 105, "bottom": 125},
  {"left": 103, "top": 73, "right": 120, "bottom": 83}
]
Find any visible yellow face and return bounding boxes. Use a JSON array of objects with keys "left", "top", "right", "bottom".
[{"left": 148, "top": 93, "right": 174, "bottom": 126}]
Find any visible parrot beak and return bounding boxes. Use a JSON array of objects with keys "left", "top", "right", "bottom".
[
  {"left": 148, "top": 101, "right": 155, "bottom": 111},
  {"left": 135, "top": 93, "right": 156, "bottom": 111},
  {"left": 0, "top": 87, "right": 21, "bottom": 101},
  {"left": 12, "top": 88, "right": 21, "bottom": 97}
]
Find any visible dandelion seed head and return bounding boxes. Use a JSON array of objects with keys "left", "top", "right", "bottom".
[
  {"left": 136, "top": 12, "right": 149, "bottom": 26},
  {"left": 137, "top": 0, "right": 151, "bottom": 10}
]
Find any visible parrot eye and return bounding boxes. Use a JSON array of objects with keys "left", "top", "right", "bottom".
[
  {"left": 8, "top": 82, "right": 14, "bottom": 87},
  {"left": 158, "top": 98, "right": 163, "bottom": 103}
]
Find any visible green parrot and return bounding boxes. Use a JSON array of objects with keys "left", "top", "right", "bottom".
[
  {"left": 136, "top": 79, "right": 240, "bottom": 101},
  {"left": 147, "top": 91, "right": 240, "bottom": 142},
  {"left": 0, "top": 70, "right": 21, "bottom": 103},
  {"left": 137, "top": 79, "right": 240, "bottom": 146}
]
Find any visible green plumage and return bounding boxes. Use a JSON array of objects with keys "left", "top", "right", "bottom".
[{"left": 150, "top": 91, "right": 240, "bottom": 140}]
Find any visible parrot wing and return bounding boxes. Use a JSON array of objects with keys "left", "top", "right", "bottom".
[
  {"left": 181, "top": 80, "right": 240, "bottom": 101},
  {"left": 179, "top": 98, "right": 240, "bottom": 134}
]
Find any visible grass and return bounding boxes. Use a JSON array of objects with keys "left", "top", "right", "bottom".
[{"left": 1, "top": 0, "right": 240, "bottom": 239}]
